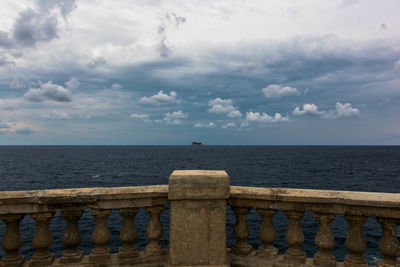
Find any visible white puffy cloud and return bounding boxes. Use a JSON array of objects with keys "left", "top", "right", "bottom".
[
  {"left": 164, "top": 110, "right": 187, "bottom": 124},
  {"left": 42, "top": 110, "right": 70, "bottom": 119},
  {"left": 208, "top": 98, "right": 241, "bottom": 118},
  {"left": 110, "top": 83, "right": 123, "bottom": 90},
  {"left": 194, "top": 122, "right": 216, "bottom": 128},
  {"left": 129, "top": 113, "right": 149, "bottom": 120},
  {"left": 325, "top": 102, "right": 360, "bottom": 119},
  {"left": 140, "top": 90, "right": 179, "bottom": 105},
  {"left": 262, "top": 84, "right": 300, "bottom": 98},
  {"left": 246, "top": 111, "right": 289, "bottom": 123},
  {"left": 293, "top": 102, "right": 360, "bottom": 119},
  {"left": 65, "top": 78, "right": 80, "bottom": 90},
  {"left": 24, "top": 81, "right": 72, "bottom": 102},
  {"left": 222, "top": 122, "right": 236, "bottom": 128},
  {"left": 293, "top": 104, "right": 325, "bottom": 116},
  {"left": 165, "top": 110, "right": 187, "bottom": 119},
  {"left": 227, "top": 110, "right": 242, "bottom": 118}
]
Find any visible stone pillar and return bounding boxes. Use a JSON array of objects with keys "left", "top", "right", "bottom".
[
  {"left": 231, "top": 206, "right": 252, "bottom": 255},
  {"left": 144, "top": 205, "right": 165, "bottom": 257},
  {"left": 119, "top": 208, "right": 139, "bottom": 260},
  {"left": 0, "top": 214, "right": 25, "bottom": 267},
  {"left": 89, "top": 208, "right": 111, "bottom": 263},
  {"left": 29, "top": 212, "right": 55, "bottom": 267},
  {"left": 256, "top": 208, "right": 278, "bottom": 259},
  {"left": 168, "top": 170, "right": 230, "bottom": 267},
  {"left": 60, "top": 210, "right": 83, "bottom": 264},
  {"left": 313, "top": 212, "right": 336, "bottom": 267},
  {"left": 376, "top": 217, "right": 400, "bottom": 267},
  {"left": 344, "top": 215, "right": 368, "bottom": 267},
  {"left": 282, "top": 210, "right": 306, "bottom": 265}
]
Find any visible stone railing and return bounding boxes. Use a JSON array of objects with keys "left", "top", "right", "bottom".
[
  {"left": 0, "top": 170, "right": 399, "bottom": 267},
  {"left": 228, "top": 186, "right": 400, "bottom": 267},
  {"left": 0, "top": 185, "right": 169, "bottom": 266}
]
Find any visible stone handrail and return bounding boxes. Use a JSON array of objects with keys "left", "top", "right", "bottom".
[
  {"left": 0, "top": 185, "right": 168, "bottom": 266},
  {"left": 0, "top": 170, "right": 399, "bottom": 267},
  {"left": 228, "top": 186, "right": 400, "bottom": 267}
]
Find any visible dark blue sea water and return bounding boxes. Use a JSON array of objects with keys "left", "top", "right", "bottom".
[{"left": 0, "top": 146, "right": 399, "bottom": 265}]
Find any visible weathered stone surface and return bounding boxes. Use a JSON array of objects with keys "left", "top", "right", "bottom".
[
  {"left": 231, "top": 206, "right": 252, "bottom": 255},
  {"left": 376, "top": 217, "right": 400, "bottom": 267},
  {"left": 60, "top": 210, "right": 83, "bottom": 264},
  {"left": 168, "top": 170, "right": 230, "bottom": 200},
  {"left": 0, "top": 214, "right": 25, "bottom": 267},
  {"left": 256, "top": 208, "right": 278, "bottom": 259},
  {"left": 30, "top": 212, "right": 55, "bottom": 267},
  {"left": 2, "top": 171, "right": 400, "bottom": 267},
  {"left": 313, "top": 212, "right": 336, "bottom": 267},
  {"left": 145, "top": 206, "right": 165, "bottom": 257},
  {"left": 168, "top": 170, "right": 229, "bottom": 267},
  {"left": 344, "top": 215, "right": 368, "bottom": 267},
  {"left": 279, "top": 210, "right": 306, "bottom": 266},
  {"left": 230, "top": 186, "right": 400, "bottom": 209},
  {"left": 229, "top": 186, "right": 400, "bottom": 219},
  {"left": 0, "top": 185, "right": 168, "bottom": 214},
  {"left": 90, "top": 208, "right": 111, "bottom": 263},
  {"left": 119, "top": 207, "right": 139, "bottom": 261}
]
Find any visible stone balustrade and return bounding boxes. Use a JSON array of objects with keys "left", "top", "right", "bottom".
[
  {"left": 228, "top": 186, "right": 400, "bottom": 267},
  {"left": 0, "top": 185, "right": 168, "bottom": 266},
  {"left": 0, "top": 170, "right": 399, "bottom": 267}
]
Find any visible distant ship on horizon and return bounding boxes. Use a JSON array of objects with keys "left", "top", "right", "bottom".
[{"left": 191, "top": 142, "right": 203, "bottom": 145}]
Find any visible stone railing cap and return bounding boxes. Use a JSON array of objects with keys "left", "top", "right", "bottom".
[{"left": 168, "top": 170, "right": 230, "bottom": 200}]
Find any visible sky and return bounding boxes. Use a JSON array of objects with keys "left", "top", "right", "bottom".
[{"left": 0, "top": 0, "right": 399, "bottom": 145}]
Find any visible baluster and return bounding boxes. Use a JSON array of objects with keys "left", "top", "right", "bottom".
[
  {"left": 313, "top": 212, "right": 336, "bottom": 267},
  {"left": 144, "top": 205, "right": 165, "bottom": 257},
  {"left": 89, "top": 208, "right": 111, "bottom": 262},
  {"left": 0, "top": 214, "right": 25, "bottom": 267},
  {"left": 283, "top": 210, "right": 306, "bottom": 264},
  {"left": 60, "top": 210, "right": 83, "bottom": 263},
  {"left": 231, "top": 206, "right": 252, "bottom": 255},
  {"left": 119, "top": 208, "right": 139, "bottom": 260},
  {"left": 256, "top": 208, "right": 278, "bottom": 258},
  {"left": 29, "top": 212, "right": 55, "bottom": 267},
  {"left": 344, "top": 215, "right": 368, "bottom": 267},
  {"left": 376, "top": 217, "right": 400, "bottom": 267}
]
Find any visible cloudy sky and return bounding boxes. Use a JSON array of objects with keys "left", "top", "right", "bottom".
[{"left": 0, "top": 0, "right": 399, "bottom": 145}]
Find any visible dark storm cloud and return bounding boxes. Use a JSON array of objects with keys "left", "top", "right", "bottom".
[
  {"left": 37, "top": 0, "right": 77, "bottom": 19},
  {"left": 12, "top": 0, "right": 77, "bottom": 48},
  {"left": 0, "top": 0, "right": 77, "bottom": 66},
  {"left": 132, "top": 36, "right": 398, "bottom": 117},
  {"left": 13, "top": 8, "right": 59, "bottom": 47},
  {"left": 0, "top": 31, "right": 14, "bottom": 49}
]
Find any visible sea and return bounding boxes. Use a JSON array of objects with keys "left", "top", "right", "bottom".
[{"left": 0, "top": 145, "right": 399, "bottom": 265}]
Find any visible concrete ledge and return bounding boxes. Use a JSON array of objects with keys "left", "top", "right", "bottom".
[
  {"left": 0, "top": 185, "right": 168, "bottom": 214},
  {"left": 230, "top": 186, "right": 400, "bottom": 208},
  {"left": 169, "top": 170, "right": 230, "bottom": 200}
]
